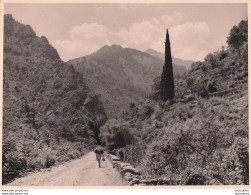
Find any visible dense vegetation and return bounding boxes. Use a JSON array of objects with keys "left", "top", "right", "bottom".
[
  {"left": 3, "top": 14, "right": 107, "bottom": 184},
  {"left": 100, "top": 20, "right": 248, "bottom": 185}
]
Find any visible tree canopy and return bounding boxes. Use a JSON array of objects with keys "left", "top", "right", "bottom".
[{"left": 227, "top": 20, "right": 248, "bottom": 55}]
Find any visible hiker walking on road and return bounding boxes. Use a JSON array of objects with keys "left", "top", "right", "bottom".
[{"left": 94, "top": 147, "right": 104, "bottom": 168}]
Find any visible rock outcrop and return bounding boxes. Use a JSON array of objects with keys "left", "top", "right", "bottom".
[
  {"left": 106, "top": 153, "right": 183, "bottom": 186},
  {"left": 106, "top": 153, "right": 141, "bottom": 185}
]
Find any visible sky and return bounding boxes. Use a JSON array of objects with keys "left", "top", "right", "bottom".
[{"left": 4, "top": 3, "right": 247, "bottom": 62}]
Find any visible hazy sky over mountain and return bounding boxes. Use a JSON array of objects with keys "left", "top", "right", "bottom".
[{"left": 4, "top": 3, "right": 247, "bottom": 61}]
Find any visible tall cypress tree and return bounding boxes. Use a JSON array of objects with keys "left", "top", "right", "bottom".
[{"left": 160, "top": 29, "right": 175, "bottom": 101}]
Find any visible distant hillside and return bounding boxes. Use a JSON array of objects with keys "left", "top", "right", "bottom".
[
  {"left": 100, "top": 20, "right": 248, "bottom": 185},
  {"left": 69, "top": 45, "right": 187, "bottom": 117},
  {"left": 3, "top": 14, "right": 107, "bottom": 184},
  {"left": 145, "top": 48, "right": 193, "bottom": 69}
]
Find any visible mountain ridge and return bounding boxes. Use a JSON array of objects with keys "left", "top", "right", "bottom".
[
  {"left": 145, "top": 48, "right": 194, "bottom": 69},
  {"left": 69, "top": 44, "right": 188, "bottom": 117}
]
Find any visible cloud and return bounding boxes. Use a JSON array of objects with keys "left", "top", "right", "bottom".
[
  {"left": 152, "top": 22, "right": 211, "bottom": 61},
  {"left": 55, "top": 23, "right": 112, "bottom": 61},
  {"left": 116, "top": 16, "right": 175, "bottom": 51},
  {"left": 54, "top": 15, "right": 175, "bottom": 61},
  {"left": 54, "top": 16, "right": 210, "bottom": 62},
  {"left": 70, "top": 23, "right": 109, "bottom": 41},
  {"left": 170, "top": 22, "right": 211, "bottom": 61}
]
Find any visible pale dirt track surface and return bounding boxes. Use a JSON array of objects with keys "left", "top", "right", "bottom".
[{"left": 6, "top": 152, "right": 127, "bottom": 186}]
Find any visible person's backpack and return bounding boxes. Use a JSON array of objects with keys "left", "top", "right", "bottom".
[{"left": 95, "top": 148, "right": 104, "bottom": 154}]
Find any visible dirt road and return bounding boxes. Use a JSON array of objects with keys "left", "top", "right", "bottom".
[{"left": 6, "top": 152, "right": 127, "bottom": 186}]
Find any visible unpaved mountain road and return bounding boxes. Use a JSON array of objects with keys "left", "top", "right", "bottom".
[{"left": 6, "top": 152, "right": 127, "bottom": 186}]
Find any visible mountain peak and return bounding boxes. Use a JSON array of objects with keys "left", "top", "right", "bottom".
[
  {"left": 99, "top": 44, "right": 123, "bottom": 52},
  {"left": 4, "top": 14, "right": 60, "bottom": 61},
  {"left": 4, "top": 14, "right": 36, "bottom": 38},
  {"left": 4, "top": 14, "right": 14, "bottom": 21},
  {"left": 110, "top": 44, "right": 123, "bottom": 49}
]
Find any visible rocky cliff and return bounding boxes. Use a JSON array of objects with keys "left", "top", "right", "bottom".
[{"left": 3, "top": 14, "right": 107, "bottom": 184}]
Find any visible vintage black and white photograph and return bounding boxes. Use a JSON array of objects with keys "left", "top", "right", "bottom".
[{"left": 2, "top": 2, "right": 248, "bottom": 186}]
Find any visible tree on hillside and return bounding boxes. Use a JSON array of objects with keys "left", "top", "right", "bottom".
[
  {"left": 204, "top": 53, "right": 218, "bottom": 69},
  {"left": 227, "top": 20, "right": 248, "bottom": 57},
  {"left": 99, "top": 119, "right": 134, "bottom": 150},
  {"left": 160, "top": 29, "right": 175, "bottom": 101},
  {"left": 238, "top": 20, "right": 248, "bottom": 37}
]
